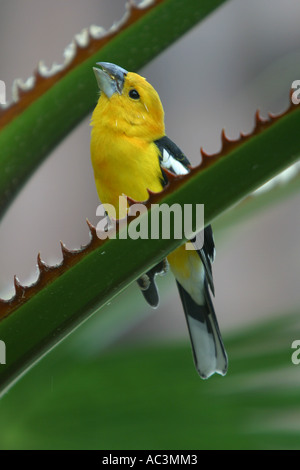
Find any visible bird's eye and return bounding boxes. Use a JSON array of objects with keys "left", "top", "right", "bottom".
[{"left": 129, "top": 89, "right": 140, "bottom": 100}]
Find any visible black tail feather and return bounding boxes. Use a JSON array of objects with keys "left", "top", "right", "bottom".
[{"left": 176, "top": 280, "right": 228, "bottom": 379}]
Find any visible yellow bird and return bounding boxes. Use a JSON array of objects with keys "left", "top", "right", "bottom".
[{"left": 90, "top": 62, "right": 228, "bottom": 379}]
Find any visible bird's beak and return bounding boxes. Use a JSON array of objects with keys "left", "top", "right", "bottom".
[{"left": 93, "top": 62, "right": 128, "bottom": 98}]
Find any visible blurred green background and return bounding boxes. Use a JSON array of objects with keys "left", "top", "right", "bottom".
[{"left": 0, "top": 0, "right": 300, "bottom": 449}]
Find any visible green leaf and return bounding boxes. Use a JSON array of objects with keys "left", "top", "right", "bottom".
[{"left": 0, "top": 311, "right": 299, "bottom": 450}]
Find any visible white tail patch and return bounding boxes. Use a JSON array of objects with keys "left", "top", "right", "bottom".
[{"left": 187, "top": 314, "right": 227, "bottom": 379}]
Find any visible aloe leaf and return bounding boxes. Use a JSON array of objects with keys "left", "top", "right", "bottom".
[
  {"left": 0, "top": 98, "right": 299, "bottom": 395},
  {"left": 0, "top": 0, "right": 228, "bottom": 219}
]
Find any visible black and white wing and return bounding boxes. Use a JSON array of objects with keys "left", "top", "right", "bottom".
[{"left": 136, "top": 136, "right": 189, "bottom": 307}]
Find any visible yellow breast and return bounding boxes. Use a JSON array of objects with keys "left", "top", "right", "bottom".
[{"left": 91, "top": 125, "right": 163, "bottom": 218}]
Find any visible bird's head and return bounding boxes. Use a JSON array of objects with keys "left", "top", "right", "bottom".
[{"left": 91, "top": 62, "right": 165, "bottom": 140}]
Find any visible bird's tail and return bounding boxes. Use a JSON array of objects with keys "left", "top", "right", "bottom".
[{"left": 176, "top": 280, "right": 228, "bottom": 379}]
